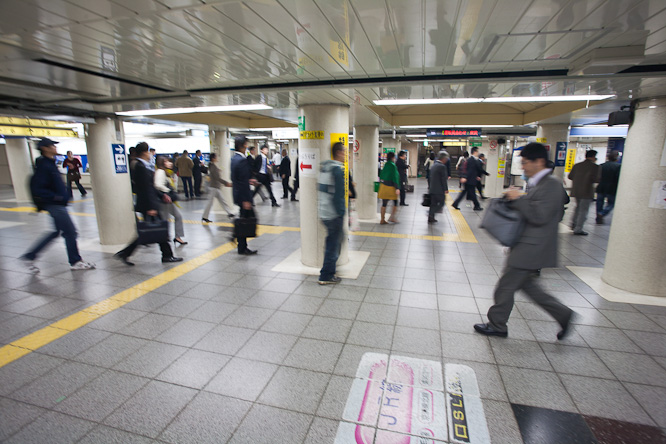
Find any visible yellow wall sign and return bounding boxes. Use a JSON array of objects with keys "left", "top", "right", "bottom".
[
  {"left": 536, "top": 137, "right": 547, "bottom": 143},
  {"left": 300, "top": 131, "right": 324, "bottom": 139},
  {"left": 564, "top": 148, "right": 577, "bottom": 173},
  {"left": 331, "top": 133, "right": 349, "bottom": 209},
  {"left": 0, "top": 126, "right": 77, "bottom": 138},
  {"left": 497, "top": 159, "right": 506, "bottom": 178}
]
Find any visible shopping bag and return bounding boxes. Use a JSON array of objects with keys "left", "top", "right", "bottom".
[
  {"left": 234, "top": 217, "right": 257, "bottom": 238},
  {"left": 479, "top": 198, "right": 525, "bottom": 247},
  {"left": 421, "top": 193, "right": 431, "bottom": 207},
  {"left": 136, "top": 216, "right": 169, "bottom": 245}
]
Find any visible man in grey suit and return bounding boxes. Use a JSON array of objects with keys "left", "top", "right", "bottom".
[
  {"left": 427, "top": 151, "right": 450, "bottom": 223},
  {"left": 474, "top": 143, "right": 574, "bottom": 339}
]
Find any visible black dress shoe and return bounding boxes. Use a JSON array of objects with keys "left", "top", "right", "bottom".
[
  {"left": 557, "top": 312, "right": 576, "bottom": 340},
  {"left": 162, "top": 256, "right": 183, "bottom": 263},
  {"left": 473, "top": 207, "right": 483, "bottom": 211},
  {"left": 428, "top": 218, "right": 437, "bottom": 223},
  {"left": 291, "top": 198, "right": 299, "bottom": 202},
  {"left": 452, "top": 205, "right": 460, "bottom": 210},
  {"left": 573, "top": 231, "right": 589, "bottom": 236},
  {"left": 113, "top": 252, "right": 134, "bottom": 266},
  {"left": 238, "top": 249, "right": 257, "bottom": 255},
  {"left": 400, "top": 203, "right": 409, "bottom": 206},
  {"left": 202, "top": 218, "right": 212, "bottom": 223},
  {"left": 474, "top": 323, "right": 507, "bottom": 337},
  {"left": 272, "top": 202, "right": 281, "bottom": 207}
]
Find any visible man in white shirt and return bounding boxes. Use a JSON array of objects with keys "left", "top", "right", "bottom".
[
  {"left": 253, "top": 145, "right": 280, "bottom": 207},
  {"left": 272, "top": 150, "right": 282, "bottom": 178}
]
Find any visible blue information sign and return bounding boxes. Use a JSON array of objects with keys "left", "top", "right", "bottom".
[
  {"left": 112, "top": 144, "right": 127, "bottom": 173},
  {"left": 554, "top": 142, "right": 568, "bottom": 167}
]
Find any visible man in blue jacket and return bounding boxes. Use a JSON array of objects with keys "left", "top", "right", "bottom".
[
  {"left": 21, "top": 138, "right": 95, "bottom": 273},
  {"left": 318, "top": 142, "right": 346, "bottom": 285},
  {"left": 231, "top": 136, "right": 259, "bottom": 255}
]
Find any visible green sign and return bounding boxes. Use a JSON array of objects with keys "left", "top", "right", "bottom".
[
  {"left": 383, "top": 147, "right": 396, "bottom": 153},
  {"left": 469, "top": 141, "right": 482, "bottom": 147},
  {"left": 298, "top": 116, "right": 305, "bottom": 131}
]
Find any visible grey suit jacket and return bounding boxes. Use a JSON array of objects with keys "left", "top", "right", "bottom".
[
  {"left": 507, "top": 175, "right": 566, "bottom": 270},
  {"left": 428, "top": 161, "right": 449, "bottom": 195}
]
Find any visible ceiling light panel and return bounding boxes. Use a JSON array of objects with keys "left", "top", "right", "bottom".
[{"left": 116, "top": 104, "right": 273, "bottom": 116}]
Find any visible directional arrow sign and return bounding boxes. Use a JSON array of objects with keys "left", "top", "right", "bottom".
[
  {"left": 300, "top": 163, "right": 312, "bottom": 171},
  {"left": 299, "top": 148, "right": 317, "bottom": 177}
]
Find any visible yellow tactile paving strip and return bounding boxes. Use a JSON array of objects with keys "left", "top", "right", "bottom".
[
  {"left": 0, "top": 242, "right": 236, "bottom": 368},
  {"left": 0, "top": 207, "right": 478, "bottom": 243}
]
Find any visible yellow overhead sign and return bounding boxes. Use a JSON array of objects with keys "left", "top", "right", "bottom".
[
  {"left": 300, "top": 131, "right": 324, "bottom": 139},
  {"left": 0, "top": 126, "right": 78, "bottom": 138},
  {"left": 0, "top": 117, "right": 72, "bottom": 128}
]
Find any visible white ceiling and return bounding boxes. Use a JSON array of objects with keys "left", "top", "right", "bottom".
[{"left": 0, "top": 0, "right": 665, "bottom": 128}]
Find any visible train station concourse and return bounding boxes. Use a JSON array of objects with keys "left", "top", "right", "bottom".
[{"left": 0, "top": 0, "right": 665, "bottom": 443}]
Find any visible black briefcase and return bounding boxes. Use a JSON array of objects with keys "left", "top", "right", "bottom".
[
  {"left": 234, "top": 217, "right": 257, "bottom": 238},
  {"left": 421, "top": 193, "right": 431, "bottom": 207},
  {"left": 479, "top": 198, "right": 526, "bottom": 247},
  {"left": 136, "top": 217, "right": 169, "bottom": 245}
]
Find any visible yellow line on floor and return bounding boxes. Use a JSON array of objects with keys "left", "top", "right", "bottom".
[
  {"left": 0, "top": 241, "right": 237, "bottom": 369},
  {"left": 1, "top": 206, "right": 477, "bottom": 242}
]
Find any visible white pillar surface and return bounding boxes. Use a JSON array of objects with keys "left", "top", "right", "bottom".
[
  {"left": 602, "top": 97, "right": 666, "bottom": 297},
  {"left": 299, "top": 104, "right": 349, "bottom": 268},
  {"left": 354, "top": 125, "right": 379, "bottom": 220},
  {"left": 85, "top": 118, "right": 136, "bottom": 245},
  {"left": 289, "top": 139, "right": 299, "bottom": 189},
  {"left": 536, "top": 124, "right": 569, "bottom": 180},
  {"left": 209, "top": 128, "right": 233, "bottom": 208},
  {"left": 5, "top": 138, "right": 33, "bottom": 202}
]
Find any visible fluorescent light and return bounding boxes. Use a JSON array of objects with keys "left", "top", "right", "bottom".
[
  {"left": 374, "top": 98, "right": 483, "bottom": 105},
  {"left": 379, "top": 95, "right": 615, "bottom": 106},
  {"left": 400, "top": 125, "right": 514, "bottom": 128},
  {"left": 116, "top": 104, "right": 273, "bottom": 116},
  {"left": 247, "top": 136, "right": 267, "bottom": 139},
  {"left": 406, "top": 134, "right": 426, "bottom": 137},
  {"left": 484, "top": 95, "right": 614, "bottom": 102}
]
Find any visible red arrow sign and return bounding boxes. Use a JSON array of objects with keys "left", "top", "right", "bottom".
[{"left": 300, "top": 163, "right": 312, "bottom": 171}]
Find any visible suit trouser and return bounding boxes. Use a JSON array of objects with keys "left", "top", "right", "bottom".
[
  {"left": 453, "top": 183, "right": 481, "bottom": 209},
  {"left": 159, "top": 203, "right": 184, "bottom": 239},
  {"left": 429, "top": 194, "right": 445, "bottom": 219},
  {"left": 399, "top": 180, "right": 407, "bottom": 204},
  {"left": 181, "top": 176, "right": 193, "bottom": 198},
  {"left": 193, "top": 172, "right": 202, "bottom": 196},
  {"left": 237, "top": 208, "right": 255, "bottom": 253},
  {"left": 117, "top": 211, "right": 173, "bottom": 260},
  {"left": 203, "top": 188, "right": 234, "bottom": 219},
  {"left": 488, "top": 266, "right": 572, "bottom": 333},
  {"left": 282, "top": 177, "right": 294, "bottom": 198},
  {"left": 596, "top": 193, "right": 615, "bottom": 216},
  {"left": 572, "top": 198, "right": 592, "bottom": 232},
  {"left": 476, "top": 181, "right": 485, "bottom": 197},
  {"left": 253, "top": 173, "right": 276, "bottom": 203}
]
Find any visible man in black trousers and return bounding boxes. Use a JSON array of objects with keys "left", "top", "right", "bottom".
[
  {"left": 396, "top": 150, "right": 409, "bottom": 206},
  {"left": 231, "top": 136, "right": 259, "bottom": 255},
  {"left": 252, "top": 144, "right": 280, "bottom": 207},
  {"left": 115, "top": 142, "right": 182, "bottom": 265},
  {"left": 452, "top": 146, "right": 483, "bottom": 211},
  {"left": 279, "top": 148, "right": 297, "bottom": 201}
]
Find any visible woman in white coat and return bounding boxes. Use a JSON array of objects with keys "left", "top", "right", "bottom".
[{"left": 154, "top": 156, "right": 187, "bottom": 246}]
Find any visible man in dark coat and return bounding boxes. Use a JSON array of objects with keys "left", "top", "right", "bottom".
[
  {"left": 231, "top": 136, "right": 259, "bottom": 255},
  {"left": 21, "top": 138, "right": 95, "bottom": 272},
  {"left": 192, "top": 149, "right": 203, "bottom": 198},
  {"left": 396, "top": 150, "right": 409, "bottom": 206},
  {"left": 452, "top": 146, "right": 483, "bottom": 211},
  {"left": 427, "top": 151, "right": 450, "bottom": 223},
  {"left": 474, "top": 143, "right": 574, "bottom": 339},
  {"left": 595, "top": 150, "right": 621, "bottom": 224},
  {"left": 568, "top": 150, "right": 601, "bottom": 235},
  {"left": 279, "top": 148, "right": 296, "bottom": 201},
  {"left": 115, "top": 142, "right": 182, "bottom": 265}
]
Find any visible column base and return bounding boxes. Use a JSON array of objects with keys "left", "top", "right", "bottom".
[
  {"left": 568, "top": 266, "right": 666, "bottom": 303},
  {"left": 272, "top": 249, "right": 370, "bottom": 279}
]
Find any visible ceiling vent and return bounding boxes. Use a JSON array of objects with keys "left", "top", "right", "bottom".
[{"left": 568, "top": 45, "right": 645, "bottom": 76}]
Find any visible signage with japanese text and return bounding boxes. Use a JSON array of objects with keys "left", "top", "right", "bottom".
[
  {"left": 555, "top": 142, "right": 568, "bottom": 167},
  {"left": 427, "top": 128, "right": 481, "bottom": 138},
  {"left": 112, "top": 144, "right": 127, "bottom": 174}
]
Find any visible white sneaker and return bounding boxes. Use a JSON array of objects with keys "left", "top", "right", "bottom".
[
  {"left": 70, "top": 260, "right": 96, "bottom": 270},
  {"left": 23, "top": 259, "right": 39, "bottom": 274}
]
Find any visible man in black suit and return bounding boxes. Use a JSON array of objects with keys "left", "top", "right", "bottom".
[
  {"left": 252, "top": 145, "right": 280, "bottom": 207},
  {"left": 192, "top": 149, "right": 203, "bottom": 198},
  {"left": 452, "top": 146, "right": 483, "bottom": 211},
  {"left": 114, "top": 142, "right": 182, "bottom": 265},
  {"left": 279, "top": 149, "right": 297, "bottom": 201},
  {"left": 231, "top": 136, "right": 259, "bottom": 255},
  {"left": 396, "top": 150, "right": 409, "bottom": 206},
  {"left": 427, "top": 151, "right": 450, "bottom": 223}
]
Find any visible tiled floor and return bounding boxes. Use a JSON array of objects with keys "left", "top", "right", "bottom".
[{"left": 0, "top": 179, "right": 665, "bottom": 443}]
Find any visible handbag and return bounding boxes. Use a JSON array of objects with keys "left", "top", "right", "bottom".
[
  {"left": 479, "top": 198, "right": 526, "bottom": 247},
  {"left": 234, "top": 217, "right": 257, "bottom": 238},
  {"left": 136, "top": 216, "right": 169, "bottom": 245},
  {"left": 421, "top": 193, "right": 431, "bottom": 207}
]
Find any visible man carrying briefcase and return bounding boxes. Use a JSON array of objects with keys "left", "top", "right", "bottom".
[
  {"left": 115, "top": 142, "right": 182, "bottom": 266},
  {"left": 231, "top": 136, "right": 259, "bottom": 255}
]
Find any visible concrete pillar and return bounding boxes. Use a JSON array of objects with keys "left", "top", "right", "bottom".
[
  {"left": 536, "top": 124, "right": 570, "bottom": 180},
  {"left": 85, "top": 118, "right": 136, "bottom": 245},
  {"left": 602, "top": 98, "right": 666, "bottom": 297},
  {"left": 5, "top": 138, "right": 33, "bottom": 202},
  {"left": 209, "top": 128, "right": 233, "bottom": 207},
  {"left": 299, "top": 104, "right": 349, "bottom": 268},
  {"left": 354, "top": 125, "right": 379, "bottom": 220}
]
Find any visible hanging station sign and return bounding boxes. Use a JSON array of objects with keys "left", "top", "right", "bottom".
[{"left": 427, "top": 128, "right": 482, "bottom": 138}]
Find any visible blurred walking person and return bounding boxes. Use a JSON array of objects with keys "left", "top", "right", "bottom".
[
  {"left": 62, "top": 150, "right": 87, "bottom": 198},
  {"left": 175, "top": 150, "right": 194, "bottom": 200},
  {"left": 378, "top": 152, "right": 401, "bottom": 224},
  {"left": 427, "top": 151, "right": 450, "bottom": 223},
  {"left": 318, "top": 142, "right": 346, "bottom": 285},
  {"left": 154, "top": 156, "right": 187, "bottom": 246},
  {"left": 202, "top": 153, "right": 234, "bottom": 223}
]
